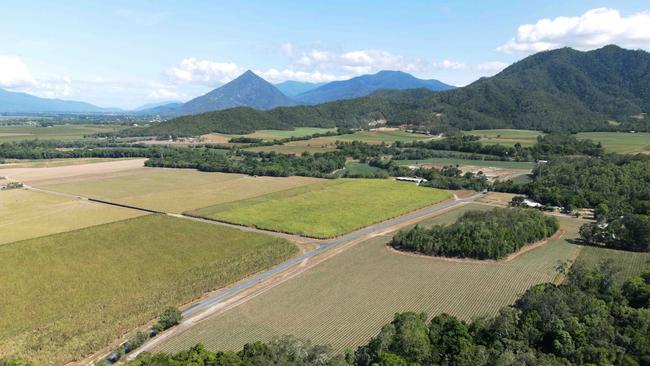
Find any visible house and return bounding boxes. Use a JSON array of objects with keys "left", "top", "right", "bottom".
[{"left": 522, "top": 199, "right": 543, "bottom": 208}]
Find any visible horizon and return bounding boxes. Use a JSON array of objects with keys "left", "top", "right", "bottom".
[{"left": 1, "top": 1, "right": 649, "bottom": 109}]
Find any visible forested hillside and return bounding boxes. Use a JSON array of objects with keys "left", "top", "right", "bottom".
[{"left": 118, "top": 45, "right": 650, "bottom": 137}]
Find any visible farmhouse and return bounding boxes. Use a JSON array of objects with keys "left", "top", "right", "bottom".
[{"left": 396, "top": 176, "right": 428, "bottom": 185}]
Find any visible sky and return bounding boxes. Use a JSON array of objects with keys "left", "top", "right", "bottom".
[{"left": 1, "top": 0, "right": 649, "bottom": 109}]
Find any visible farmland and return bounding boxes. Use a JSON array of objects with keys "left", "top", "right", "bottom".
[
  {"left": 40, "top": 168, "right": 321, "bottom": 213},
  {"left": 394, "top": 157, "right": 536, "bottom": 170},
  {"left": 466, "top": 129, "right": 543, "bottom": 146},
  {"left": 0, "top": 189, "right": 143, "bottom": 245},
  {"left": 575, "top": 132, "right": 650, "bottom": 154},
  {"left": 155, "top": 204, "right": 581, "bottom": 354},
  {"left": 574, "top": 245, "right": 650, "bottom": 283},
  {"left": 0, "top": 214, "right": 298, "bottom": 365},
  {"left": 0, "top": 124, "right": 126, "bottom": 142},
  {"left": 190, "top": 179, "right": 453, "bottom": 238}
]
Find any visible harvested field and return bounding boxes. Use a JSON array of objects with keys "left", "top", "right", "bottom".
[
  {"left": 155, "top": 204, "right": 581, "bottom": 354},
  {"left": 190, "top": 179, "right": 453, "bottom": 238},
  {"left": 0, "top": 157, "right": 133, "bottom": 169},
  {"left": 0, "top": 124, "right": 126, "bottom": 142},
  {"left": 39, "top": 168, "right": 321, "bottom": 213},
  {"left": 0, "top": 215, "right": 298, "bottom": 365},
  {"left": 0, "top": 189, "right": 143, "bottom": 245}
]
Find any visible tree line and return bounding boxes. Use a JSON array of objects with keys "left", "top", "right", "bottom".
[{"left": 391, "top": 208, "right": 559, "bottom": 260}]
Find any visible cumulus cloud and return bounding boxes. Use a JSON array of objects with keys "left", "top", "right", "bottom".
[
  {"left": 148, "top": 88, "right": 181, "bottom": 100},
  {"left": 0, "top": 55, "right": 36, "bottom": 88},
  {"left": 498, "top": 8, "right": 650, "bottom": 53},
  {"left": 256, "top": 68, "right": 343, "bottom": 83},
  {"left": 166, "top": 58, "right": 245, "bottom": 85},
  {"left": 434, "top": 59, "right": 466, "bottom": 70}
]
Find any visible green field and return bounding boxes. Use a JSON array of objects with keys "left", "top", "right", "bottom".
[
  {"left": 574, "top": 246, "right": 650, "bottom": 284},
  {"left": 41, "top": 168, "right": 321, "bottom": 213},
  {"left": 394, "top": 157, "right": 536, "bottom": 170},
  {"left": 339, "top": 162, "right": 382, "bottom": 176},
  {"left": 0, "top": 189, "right": 144, "bottom": 245},
  {"left": 0, "top": 157, "right": 133, "bottom": 169},
  {"left": 576, "top": 132, "right": 650, "bottom": 154},
  {"left": 156, "top": 204, "right": 581, "bottom": 354},
  {"left": 336, "top": 130, "right": 432, "bottom": 143},
  {"left": 466, "top": 129, "right": 543, "bottom": 146},
  {"left": 0, "top": 214, "right": 298, "bottom": 365},
  {"left": 244, "top": 127, "right": 337, "bottom": 139},
  {"left": 0, "top": 124, "right": 126, "bottom": 142},
  {"left": 191, "top": 179, "right": 452, "bottom": 238}
]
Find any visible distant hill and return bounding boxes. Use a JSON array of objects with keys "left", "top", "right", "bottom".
[
  {"left": 294, "top": 70, "right": 455, "bottom": 104},
  {"left": 133, "top": 101, "right": 182, "bottom": 111},
  {"left": 136, "top": 102, "right": 183, "bottom": 115},
  {"left": 118, "top": 45, "right": 650, "bottom": 137},
  {"left": 275, "top": 81, "right": 325, "bottom": 97},
  {"left": 175, "top": 70, "right": 296, "bottom": 115},
  {"left": 0, "top": 88, "right": 110, "bottom": 113}
]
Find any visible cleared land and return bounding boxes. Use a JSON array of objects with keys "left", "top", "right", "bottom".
[
  {"left": 0, "top": 189, "right": 143, "bottom": 245},
  {"left": 0, "top": 157, "right": 133, "bottom": 169},
  {"left": 40, "top": 168, "right": 321, "bottom": 213},
  {"left": 338, "top": 162, "right": 382, "bottom": 176},
  {"left": 466, "top": 129, "right": 543, "bottom": 146},
  {"left": 0, "top": 214, "right": 298, "bottom": 365},
  {"left": 156, "top": 204, "right": 581, "bottom": 354},
  {"left": 0, "top": 124, "right": 126, "bottom": 142},
  {"left": 574, "top": 246, "right": 650, "bottom": 283},
  {"left": 576, "top": 132, "right": 650, "bottom": 154},
  {"left": 190, "top": 179, "right": 453, "bottom": 238}
]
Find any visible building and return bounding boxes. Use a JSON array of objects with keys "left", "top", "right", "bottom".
[{"left": 396, "top": 177, "right": 428, "bottom": 185}]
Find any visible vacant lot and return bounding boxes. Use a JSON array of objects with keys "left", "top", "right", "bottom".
[
  {"left": 156, "top": 204, "right": 580, "bottom": 354},
  {"left": 41, "top": 168, "right": 321, "bottom": 213},
  {"left": 466, "top": 129, "right": 543, "bottom": 146},
  {"left": 0, "top": 189, "right": 143, "bottom": 245},
  {"left": 574, "top": 246, "right": 650, "bottom": 284},
  {"left": 576, "top": 132, "right": 650, "bottom": 154},
  {"left": 0, "top": 124, "right": 126, "bottom": 142},
  {"left": 0, "top": 214, "right": 298, "bottom": 365},
  {"left": 191, "top": 179, "right": 452, "bottom": 238}
]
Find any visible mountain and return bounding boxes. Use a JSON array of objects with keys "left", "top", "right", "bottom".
[
  {"left": 274, "top": 81, "right": 325, "bottom": 97},
  {"left": 176, "top": 70, "right": 296, "bottom": 115},
  {"left": 136, "top": 102, "right": 183, "bottom": 115},
  {"left": 134, "top": 101, "right": 182, "bottom": 111},
  {"left": 294, "top": 70, "right": 455, "bottom": 104},
  {"left": 0, "top": 88, "right": 110, "bottom": 113},
  {"left": 118, "top": 45, "right": 650, "bottom": 137}
]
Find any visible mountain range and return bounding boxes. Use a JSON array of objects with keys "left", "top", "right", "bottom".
[
  {"left": 293, "top": 70, "right": 455, "bottom": 104},
  {"left": 0, "top": 88, "right": 111, "bottom": 113},
  {"left": 274, "top": 81, "right": 325, "bottom": 97},
  {"left": 122, "top": 45, "right": 650, "bottom": 137}
]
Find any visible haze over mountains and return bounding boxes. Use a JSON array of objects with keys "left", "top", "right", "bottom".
[
  {"left": 0, "top": 88, "right": 112, "bottom": 113},
  {"left": 121, "top": 45, "right": 650, "bottom": 137}
]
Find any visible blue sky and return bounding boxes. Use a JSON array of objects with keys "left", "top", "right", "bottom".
[{"left": 1, "top": 0, "right": 649, "bottom": 109}]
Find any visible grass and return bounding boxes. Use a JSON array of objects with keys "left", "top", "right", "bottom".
[
  {"left": 574, "top": 246, "right": 650, "bottom": 284},
  {"left": 0, "top": 124, "right": 126, "bottom": 142},
  {"left": 41, "top": 168, "right": 321, "bottom": 213},
  {"left": 576, "top": 132, "right": 650, "bottom": 154},
  {"left": 0, "top": 214, "right": 298, "bottom": 365},
  {"left": 0, "top": 189, "right": 144, "bottom": 245},
  {"left": 244, "top": 127, "right": 337, "bottom": 139},
  {"left": 394, "top": 157, "right": 536, "bottom": 170},
  {"left": 190, "top": 179, "right": 453, "bottom": 238},
  {"left": 465, "top": 129, "right": 543, "bottom": 147},
  {"left": 155, "top": 204, "right": 581, "bottom": 354},
  {"left": 336, "top": 130, "right": 432, "bottom": 143},
  {"left": 339, "top": 162, "right": 381, "bottom": 176}
]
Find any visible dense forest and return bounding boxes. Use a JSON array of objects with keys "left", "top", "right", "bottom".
[
  {"left": 391, "top": 208, "right": 559, "bottom": 260},
  {"left": 115, "top": 45, "right": 650, "bottom": 137},
  {"left": 8, "top": 263, "right": 638, "bottom": 366}
]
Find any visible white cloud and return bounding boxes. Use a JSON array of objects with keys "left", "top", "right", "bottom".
[
  {"left": 434, "top": 59, "right": 466, "bottom": 70},
  {"left": 280, "top": 42, "right": 294, "bottom": 56},
  {"left": 0, "top": 55, "right": 36, "bottom": 88},
  {"left": 166, "top": 58, "right": 245, "bottom": 86},
  {"left": 498, "top": 8, "right": 650, "bottom": 53},
  {"left": 256, "top": 68, "right": 343, "bottom": 83},
  {"left": 148, "top": 88, "right": 181, "bottom": 100},
  {"left": 293, "top": 48, "right": 420, "bottom": 76}
]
